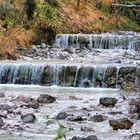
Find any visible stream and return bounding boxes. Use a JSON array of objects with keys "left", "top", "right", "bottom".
[{"left": 0, "top": 32, "right": 140, "bottom": 140}]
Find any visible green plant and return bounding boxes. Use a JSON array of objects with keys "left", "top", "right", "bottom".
[
  {"left": 33, "top": 1, "right": 59, "bottom": 44},
  {"left": 47, "top": 119, "right": 67, "bottom": 140},
  {"left": 0, "top": 3, "right": 23, "bottom": 28}
]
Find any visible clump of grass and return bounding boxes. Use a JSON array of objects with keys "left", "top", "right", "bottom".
[{"left": 0, "top": 27, "right": 34, "bottom": 59}]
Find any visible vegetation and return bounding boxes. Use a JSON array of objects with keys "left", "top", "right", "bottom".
[
  {"left": 0, "top": 0, "right": 139, "bottom": 59},
  {"left": 47, "top": 119, "right": 67, "bottom": 140}
]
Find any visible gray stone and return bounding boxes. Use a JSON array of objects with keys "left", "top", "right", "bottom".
[
  {"left": 56, "top": 112, "right": 68, "bottom": 120},
  {"left": 99, "top": 97, "right": 117, "bottom": 107},
  {"left": 109, "top": 118, "right": 133, "bottom": 130},
  {"left": 69, "top": 136, "right": 87, "bottom": 140},
  {"left": 21, "top": 113, "right": 36, "bottom": 123},
  {"left": 37, "top": 94, "right": 56, "bottom": 104},
  {"left": 129, "top": 98, "right": 140, "bottom": 114},
  {"left": 27, "top": 101, "right": 39, "bottom": 109},
  {"left": 81, "top": 126, "right": 94, "bottom": 132},
  {"left": 87, "top": 135, "right": 98, "bottom": 140},
  {"left": 89, "top": 114, "right": 107, "bottom": 122},
  {"left": 69, "top": 135, "right": 98, "bottom": 140}
]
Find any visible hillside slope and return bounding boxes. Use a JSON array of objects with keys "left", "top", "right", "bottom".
[
  {"left": 0, "top": 0, "right": 139, "bottom": 58},
  {"left": 58, "top": 0, "right": 140, "bottom": 33}
]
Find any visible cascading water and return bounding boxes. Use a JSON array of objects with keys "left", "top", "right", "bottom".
[
  {"left": 0, "top": 63, "right": 138, "bottom": 90},
  {"left": 55, "top": 33, "right": 139, "bottom": 49},
  {"left": 0, "top": 64, "right": 45, "bottom": 85}
]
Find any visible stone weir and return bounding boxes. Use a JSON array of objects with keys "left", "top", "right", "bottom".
[
  {"left": 0, "top": 63, "right": 139, "bottom": 91},
  {"left": 55, "top": 33, "right": 140, "bottom": 49}
]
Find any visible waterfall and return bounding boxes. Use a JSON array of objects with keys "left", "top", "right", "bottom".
[
  {"left": 116, "top": 66, "right": 120, "bottom": 88},
  {"left": 0, "top": 63, "right": 138, "bottom": 90},
  {"left": 0, "top": 64, "right": 45, "bottom": 85},
  {"left": 55, "top": 34, "right": 139, "bottom": 49},
  {"left": 74, "top": 66, "right": 80, "bottom": 87}
]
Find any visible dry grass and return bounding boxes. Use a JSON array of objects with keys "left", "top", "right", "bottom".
[
  {"left": 58, "top": 0, "right": 140, "bottom": 33},
  {"left": 0, "top": 27, "right": 34, "bottom": 59}
]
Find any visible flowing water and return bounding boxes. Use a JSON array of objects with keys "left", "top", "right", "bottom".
[
  {"left": 0, "top": 33, "right": 140, "bottom": 140},
  {"left": 0, "top": 62, "right": 138, "bottom": 89},
  {"left": 0, "top": 85, "right": 139, "bottom": 140},
  {"left": 55, "top": 33, "right": 140, "bottom": 49}
]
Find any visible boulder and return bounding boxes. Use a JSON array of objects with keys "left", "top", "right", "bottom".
[
  {"left": 56, "top": 112, "right": 68, "bottom": 120},
  {"left": 37, "top": 94, "right": 56, "bottom": 104},
  {"left": 109, "top": 118, "right": 133, "bottom": 130},
  {"left": 99, "top": 97, "right": 117, "bottom": 107},
  {"left": 21, "top": 113, "right": 36, "bottom": 123}
]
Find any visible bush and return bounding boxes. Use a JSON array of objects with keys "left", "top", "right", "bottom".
[
  {"left": 33, "top": 1, "right": 59, "bottom": 44},
  {"left": 0, "top": 3, "right": 23, "bottom": 28}
]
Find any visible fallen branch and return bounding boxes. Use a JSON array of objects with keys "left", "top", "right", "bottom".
[{"left": 112, "top": 4, "right": 140, "bottom": 8}]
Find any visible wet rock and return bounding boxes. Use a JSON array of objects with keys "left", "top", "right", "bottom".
[
  {"left": 0, "top": 92, "right": 5, "bottom": 98},
  {"left": 60, "top": 66, "right": 77, "bottom": 87},
  {"left": 82, "top": 79, "right": 93, "bottom": 88},
  {"left": 129, "top": 98, "right": 140, "bottom": 106},
  {"left": 59, "top": 52, "right": 69, "bottom": 59},
  {"left": 69, "top": 135, "right": 98, "bottom": 140},
  {"left": 87, "top": 135, "right": 98, "bottom": 140},
  {"left": 105, "top": 67, "right": 117, "bottom": 88},
  {"left": 129, "top": 98, "right": 140, "bottom": 114},
  {"left": 109, "top": 118, "right": 133, "bottom": 130},
  {"left": 78, "top": 36, "right": 90, "bottom": 48},
  {"left": 16, "top": 95, "right": 33, "bottom": 103},
  {"left": 69, "top": 136, "right": 86, "bottom": 140},
  {"left": 0, "top": 118, "right": 4, "bottom": 128},
  {"left": 118, "top": 67, "right": 136, "bottom": 91},
  {"left": 99, "top": 97, "right": 117, "bottom": 107},
  {"left": 37, "top": 94, "right": 56, "bottom": 104},
  {"left": 63, "top": 48, "right": 74, "bottom": 54},
  {"left": 27, "top": 101, "right": 39, "bottom": 109},
  {"left": 21, "top": 113, "right": 36, "bottom": 123},
  {"left": 67, "top": 115, "right": 87, "bottom": 121},
  {"left": 56, "top": 112, "right": 68, "bottom": 120},
  {"left": 76, "top": 67, "right": 93, "bottom": 87},
  {"left": 81, "top": 126, "right": 94, "bottom": 132},
  {"left": 41, "top": 66, "right": 52, "bottom": 85},
  {"left": 89, "top": 114, "right": 107, "bottom": 122}
]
